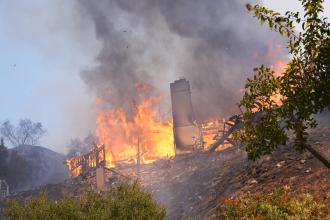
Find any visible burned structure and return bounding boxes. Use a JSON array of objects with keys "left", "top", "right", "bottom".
[
  {"left": 66, "top": 144, "right": 108, "bottom": 190},
  {"left": 67, "top": 144, "right": 106, "bottom": 178},
  {"left": 66, "top": 144, "right": 133, "bottom": 189},
  {"left": 170, "top": 79, "right": 201, "bottom": 153}
]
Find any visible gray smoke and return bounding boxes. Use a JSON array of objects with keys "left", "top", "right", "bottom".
[{"left": 78, "top": 0, "right": 286, "bottom": 120}]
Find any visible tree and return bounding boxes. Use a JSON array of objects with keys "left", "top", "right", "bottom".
[
  {"left": 239, "top": 0, "right": 330, "bottom": 160},
  {"left": 4, "top": 182, "right": 166, "bottom": 220},
  {"left": 0, "top": 119, "right": 46, "bottom": 147}
]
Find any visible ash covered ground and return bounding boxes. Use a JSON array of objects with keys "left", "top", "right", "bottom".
[{"left": 139, "top": 144, "right": 329, "bottom": 219}]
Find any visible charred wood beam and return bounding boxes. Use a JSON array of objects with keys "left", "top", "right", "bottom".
[
  {"left": 306, "top": 145, "right": 330, "bottom": 169},
  {"left": 209, "top": 112, "right": 268, "bottom": 152},
  {"left": 227, "top": 140, "right": 238, "bottom": 147},
  {"left": 225, "top": 122, "right": 235, "bottom": 126},
  {"left": 208, "top": 121, "right": 243, "bottom": 152}
]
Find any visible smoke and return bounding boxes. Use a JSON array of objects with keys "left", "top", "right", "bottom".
[
  {"left": 66, "top": 132, "right": 98, "bottom": 157},
  {"left": 78, "top": 0, "right": 287, "bottom": 120}
]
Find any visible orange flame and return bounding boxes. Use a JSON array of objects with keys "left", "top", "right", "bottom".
[
  {"left": 201, "top": 119, "right": 221, "bottom": 149},
  {"left": 201, "top": 118, "right": 236, "bottom": 151},
  {"left": 96, "top": 96, "right": 175, "bottom": 167}
]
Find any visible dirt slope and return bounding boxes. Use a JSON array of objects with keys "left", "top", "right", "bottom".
[{"left": 2, "top": 126, "right": 329, "bottom": 220}]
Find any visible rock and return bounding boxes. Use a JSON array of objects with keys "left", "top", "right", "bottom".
[
  {"left": 305, "top": 168, "right": 312, "bottom": 173},
  {"left": 249, "top": 179, "right": 258, "bottom": 184},
  {"left": 276, "top": 161, "right": 285, "bottom": 168}
]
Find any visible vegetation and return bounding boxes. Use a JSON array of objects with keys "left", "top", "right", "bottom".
[
  {"left": 239, "top": 0, "right": 330, "bottom": 160},
  {"left": 0, "top": 142, "right": 30, "bottom": 190},
  {"left": 0, "top": 119, "right": 46, "bottom": 147},
  {"left": 220, "top": 187, "right": 330, "bottom": 220},
  {"left": 4, "top": 182, "right": 166, "bottom": 220}
]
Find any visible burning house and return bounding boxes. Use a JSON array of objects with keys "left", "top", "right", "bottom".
[
  {"left": 66, "top": 144, "right": 109, "bottom": 190},
  {"left": 65, "top": 76, "right": 249, "bottom": 193},
  {"left": 67, "top": 144, "right": 106, "bottom": 178},
  {"left": 66, "top": 79, "right": 235, "bottom": 182},
  {"left": 66, "top": 143, "right": 133, "bottom": 189}
]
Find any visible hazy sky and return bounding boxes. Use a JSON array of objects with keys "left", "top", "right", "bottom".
[
  {"left": 0, "top": 0, "right": 329, "bottom": 153},
  {"left": 0, "top": 0, "right": 99, "bottom": 152}
]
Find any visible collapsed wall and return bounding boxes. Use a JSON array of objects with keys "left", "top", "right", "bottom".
[{"left": 170, "top": 79, "right": 200, "bottom": 154}]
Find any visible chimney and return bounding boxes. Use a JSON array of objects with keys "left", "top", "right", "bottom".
[{"left": 170, "top": 78, "right": 200, "bottom": 154}]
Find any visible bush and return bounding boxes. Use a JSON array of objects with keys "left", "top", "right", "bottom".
[
  {"left": 220, "top": 188, "right": 329, "bottom": 220},
  {"left": 4, "top": 182, "right": 166, "bottom": 220}
]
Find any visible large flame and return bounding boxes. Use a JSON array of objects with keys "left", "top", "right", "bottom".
[{"left": 96, "top": 95, "right": 175, "bottom": 167}]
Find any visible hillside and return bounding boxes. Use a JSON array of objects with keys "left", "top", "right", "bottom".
[
  {"left": 10, "top": 145, "right": 68, "bottom": 191},
  {"left": 3, "top": 123, "right": 329, "bottom": 219}
]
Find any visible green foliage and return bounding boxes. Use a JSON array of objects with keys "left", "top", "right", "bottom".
[
  {"left": 4, "top": 182, "right": 166, "bottom": 220},
  {"left": 220, "top": 188, "right": 329, "bottom": 220},
  {"left": 240, "top": 0, "right": 330, "bottom": 160},
  {"left": 239, "top": 66, "right": 287, "bottom": 159}
]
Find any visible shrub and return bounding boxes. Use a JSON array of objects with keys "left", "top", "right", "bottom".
[
  {"left": 220, "top": 188, "right": 329, "bottom": 220},
  {"left": 4, "top": 182, "right": 166, "bottom": 220}
]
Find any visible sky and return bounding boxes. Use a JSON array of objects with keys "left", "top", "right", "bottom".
[
  {"left": 0, "top": 0, "right": 329, "bottom": 153},
  {"left": 0, "top": 0, "right": 99, "bottom": 152}
]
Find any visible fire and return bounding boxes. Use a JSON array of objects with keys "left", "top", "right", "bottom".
[
  {"left": 96, "top": 96, "right": 175, "bottom": 167},
  {"left": 66, "top": 158, "right": 82, "bottom": 177},
  {"left": 201, "top": 118, "right": 235, "bottom": 150},
  {"left": 201, "top": 119, "right": 222, "bottom": 149}
]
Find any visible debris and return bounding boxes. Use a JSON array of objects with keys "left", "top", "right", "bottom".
[
  {"left": 249, "top": 179, "right": 258, "bottom": 184},
  {"left": 305, "top": 168, "right": 312, "bottom": 173},
  {"left": 276, "top": 161, "right": 285, "bottom": 168}
]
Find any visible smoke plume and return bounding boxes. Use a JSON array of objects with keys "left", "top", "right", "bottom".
[{"left": 78, "top": 0, "right": 286, "bottom": 120}]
